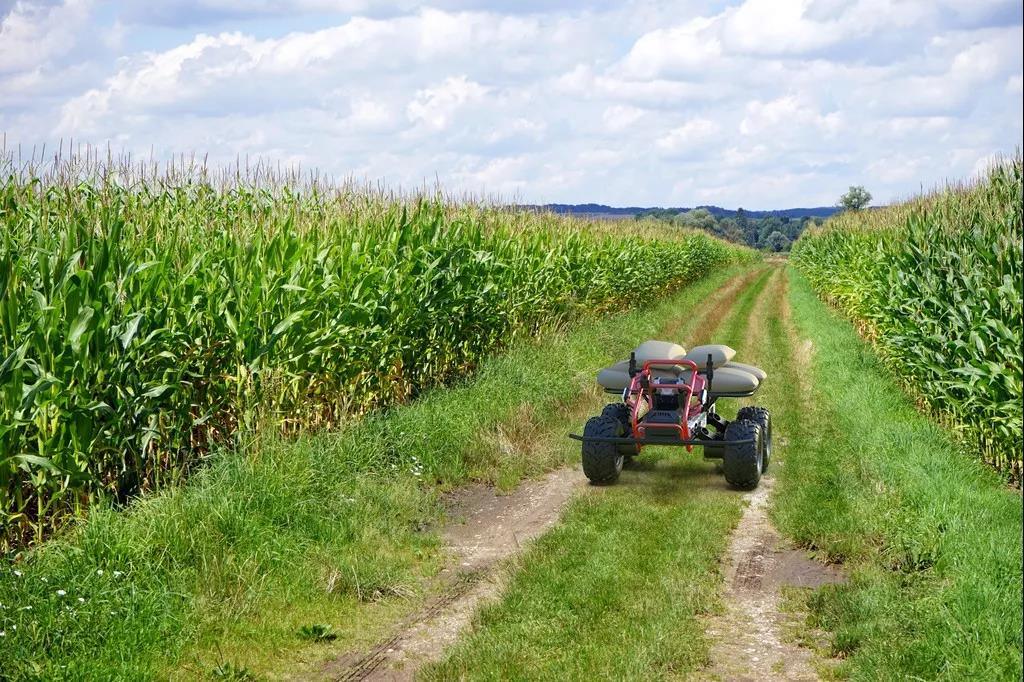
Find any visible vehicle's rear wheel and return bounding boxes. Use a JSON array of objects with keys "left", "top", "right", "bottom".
[
  {"left": 722, "top": 419, "right": 762, "bottom": 490},
  {"left": 582, "top": 416, "right": 624, "bottom": 484},
  {"left": 737, "top": 406, "right": 772, "bottom": 472},
  {"left": 600, "top": 403, "right": 638, "bottom": 458}
]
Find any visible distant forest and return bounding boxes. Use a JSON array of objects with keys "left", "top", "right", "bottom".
[
  {"left": 535, "top": 203, "right": 840, "bottom": 251},
  {"left": 635, "top": 207, "right": 825, "bottom": 252}
]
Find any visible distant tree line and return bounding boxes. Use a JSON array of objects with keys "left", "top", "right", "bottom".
[{"left": 635, "top": 207, "right": 824, "bottom": 252}]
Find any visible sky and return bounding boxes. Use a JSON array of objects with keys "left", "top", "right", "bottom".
[{"left": 1, "top": 0, "right": 1021, "bottom": 208}]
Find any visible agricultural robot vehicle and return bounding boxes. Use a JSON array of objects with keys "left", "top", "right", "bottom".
[{"left": 570, "top": 341, "right": 772, "bottom": 489}]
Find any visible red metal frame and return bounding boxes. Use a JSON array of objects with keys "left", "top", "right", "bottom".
[{"left": 626, "top": 359, "right": 707, "bottom": 452}]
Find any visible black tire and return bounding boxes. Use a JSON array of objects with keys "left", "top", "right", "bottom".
[
  {"left": 722, "top": 420, "right": 762, "bottom": 490},
  {"left": 737, "top": 406, "right": 771, "bottom": 472},
  {"left": 582, "top": 416, "right": 624, "bottom": 484},
  {"left": 600, "top": 403, "right": 638, "bottom": 457}
]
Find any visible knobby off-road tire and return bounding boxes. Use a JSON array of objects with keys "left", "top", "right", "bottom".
[
  {"left": 737, "top": 406, "right": 772, "bottom": 472},
  {"left": 723, "top": 419, "right": 762, "bottom": 490},
  {"left": 582, "top": 416, "right": 624, "bottom": 484},
  {"left": 601, "top": 403, "right": 639, "bottom": 459}
]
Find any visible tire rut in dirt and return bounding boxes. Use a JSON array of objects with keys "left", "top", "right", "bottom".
[
  {"left": 324, "top": 468, "right": 584, "bottom": 679},
  {"left": 333, "top": 574, "right": 483, "bottom": 681},
  {"left": 701, "top": 264, "right": 845, "bottom": 682}
]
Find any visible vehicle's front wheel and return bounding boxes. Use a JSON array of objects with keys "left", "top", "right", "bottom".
[
  {"left": 582, "top": 416, "right": 624, "bottom": 484},
  {"left": 722, "top": 419, "right": 762, "bottom": 490}
]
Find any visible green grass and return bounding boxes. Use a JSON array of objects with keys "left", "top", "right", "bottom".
[
  {"left": 422, "top": 268, "right": 775, "bottom": 680},
  {"left": 712, "top": 266, "right": 773, "bottom": 351},
  {"left": 773, "top": 269, "right": 1023, "bottom": 680},
  {"left": 0, "top": 265, "right": 755, "bottom": 679},
  {"left": 9, "top": 259, "right": 1012, "bottom": 680}
]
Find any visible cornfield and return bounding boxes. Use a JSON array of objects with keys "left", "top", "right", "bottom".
[
  {"left": 0, "top": 151, "right": 751, "bottom": 548},
  {"left": 792, "top": 156, "right": 1023, "bottom": 481}
]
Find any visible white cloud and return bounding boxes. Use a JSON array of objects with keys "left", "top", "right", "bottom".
[
  {"left": 485, "top": 117, "right": 546, "bottom": 144},
  {"left": 617, "top": 16, "right": 722, "bottom": 79},
  {"left": 656, "top": 118, "right": 721, "bottom": 155},
  {"left": 0, "top": 0, "right": 91, "bottom": 74},
  {"left": 740, "top": 95, "right": 843, "bottom": 137},
  {"left": 876, "top": 116, "right": 953, "bottom": 138},
  {"left": 602, "top": 105, "right": 645, "bottom": 133},
  {"left": 861, "top": 27, "right": 1022, "bottom": 115},
  {"left": 407, "top": 76, "right": 488, "bottom": 131},
  {"left": 865, "top": 153, "right": 930, "bottom": 184},
  {"left": 346, "top": 97, "right": 401, "bottom": 132},
  {"left": 720, "top": 0, "right": 849, "bottom": 55}
]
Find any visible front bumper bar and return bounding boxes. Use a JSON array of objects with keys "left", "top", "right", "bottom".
[{"left": 568, "top": 434, "right": 755, "bottom": 447}]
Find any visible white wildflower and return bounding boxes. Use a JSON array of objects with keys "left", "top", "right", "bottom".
[
  {"left": 56, "top": 589, "right": 66, "bottom": 597},
  {"left": 13, "top": 570, "right": 22, "bottom": 577},
  {"left": 96, "top": 569, "right": 104, "bottom": 576},
  {"left": 113, "top": 571, "right": 123, "bottom": 578},
  {"left": 78, "top": 597, "right": 85, "bottom": 603}
]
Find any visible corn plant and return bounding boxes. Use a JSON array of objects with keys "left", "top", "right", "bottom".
[
  {"left": 0, "top": 151, "right": 752, "bottom": 548},
  {"left": 793, "top": 157, "right": 1023, "bottom": 481}
]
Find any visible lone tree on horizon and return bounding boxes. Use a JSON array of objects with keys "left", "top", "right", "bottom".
[{"left": 839, "top": 185, "right": 872, "bottom": 211}]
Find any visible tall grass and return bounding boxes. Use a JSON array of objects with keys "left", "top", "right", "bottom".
[
  {"left": 792, "top": 157, "right": 1023, "bottom": 480},
  {"left": 0, "top": 149, "right": 751, "bottom": 549}
]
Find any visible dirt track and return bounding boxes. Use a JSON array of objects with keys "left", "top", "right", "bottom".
[
  {"left": 323, "top": 468, "right": 584, "bottom": 681},
  {"left": 700, "top": 473, "right": 844, "bottom": 682}
]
